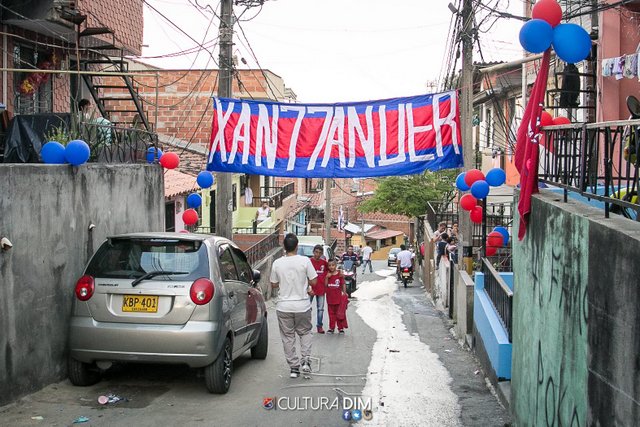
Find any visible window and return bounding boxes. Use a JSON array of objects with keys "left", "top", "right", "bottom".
[
  {"left": 231, "top": 247, "right": 253, "bottom": 285},
  {"left": 218, "top": 245, "right": 239, "bottom": 281},
  {"left": 165, "top": 202, "right": 176, "bottom": 232},
  {"left": 240, "top": 174, "right": 249, "bottom": 196},
  {"left": 14, "top": 45, "right": 53, "bottom": 115}
]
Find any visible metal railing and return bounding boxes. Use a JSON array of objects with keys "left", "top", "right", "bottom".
[
  {"left": 540, "top": 119, "right": 640, "bottom": 221},
  {"left": 232, "top": 225, "right": 276, "bottom": 234},
  {"left": 481, "top": 258, "right": 513, "bottom": 341},
  {"left": 252, "top": 182, "right": 295, "bottom": 210},
  {"left": 245, "top": 230, "right": 280, "bottom": 266},
  {"left": 194, "top": 226, "right": 215, "bottom": 234}
]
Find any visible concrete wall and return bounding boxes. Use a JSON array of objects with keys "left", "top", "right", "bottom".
[
  {"left": 473, "top": 272, "right": 512, "bottom": 381},
  {"left": 0, "top": 164, "right": 164, "bottom": 406},
  {"left": 511, "top": 190, "right": 640, "bottom": 426},
  {"left": 454, "top": 270, "right": 474, "bottom": 340}
]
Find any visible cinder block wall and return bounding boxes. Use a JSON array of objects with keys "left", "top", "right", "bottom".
[
  {"left": 0, "top": 164, "right": 164, "bottom": 406},
  {"left": 511, "top": 190, "right": 640, "bottom": 426}
]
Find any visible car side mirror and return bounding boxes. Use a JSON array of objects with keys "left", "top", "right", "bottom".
[{"left": 252, "top": 269, "right": 261, "bottom": 285}]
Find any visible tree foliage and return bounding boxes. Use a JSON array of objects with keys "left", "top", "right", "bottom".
[{"left": 358, "top": 170, "right": 458, "bottom": 218}]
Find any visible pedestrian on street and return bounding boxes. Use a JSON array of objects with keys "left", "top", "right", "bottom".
[
  {"left": 325, "top": 259, "right": 347, "bottom": 334},
  {"left": 270, "top": 233, "right": 318, "bottom": 378},
  {"left": 361, "top": 241, "right": 374, "bottom": 273},
  {"left": 309, "top": 244, "right": 328, "bottom": 334}
]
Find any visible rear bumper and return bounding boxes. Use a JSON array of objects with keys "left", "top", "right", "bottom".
[{"left": 68, "top": 316, "right": 224, "bottom": 368}]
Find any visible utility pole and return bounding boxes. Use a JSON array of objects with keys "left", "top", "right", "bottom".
[
  {"left": 215, "top": 0, "right": 234, "bottom": 239},
  {"left": 324, "top": 178, "right": 331, "bottom": 244},
  {"left": 459, "top": 0, "right": 475, "bottom": 273}
]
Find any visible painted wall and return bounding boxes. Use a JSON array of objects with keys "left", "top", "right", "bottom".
[
  {"left": 511, "top": 189, "right": 640, "bottom": 426},
  {"left": 0, "top": 164, "right": 164, "bottom": 406}
]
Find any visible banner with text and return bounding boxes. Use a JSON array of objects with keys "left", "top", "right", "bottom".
[{"left": 207, "top": 91, "right": 463, "bottom": 178}]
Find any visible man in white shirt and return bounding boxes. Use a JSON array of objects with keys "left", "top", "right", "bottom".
[
  {"left": 396, "top": 244, "right": 414, "bottom": 279},
  {"left": 255, "top": 202, "right": 271, "bottom": 223},
  {"left": 361, "top": 242, "right": 374, "bottom": 273},
  {"left": 270, "top": 233, "right": 318, "bottom": 378}
]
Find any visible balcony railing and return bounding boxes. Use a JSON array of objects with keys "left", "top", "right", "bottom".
[
  {"left": 252, "top": 182, "right": 296, "bottom": 210},
  {"left": 540, "top": 119, "right": 640, "bottom": 221},
  {"left": 481, "top": 258, "right": 513, "bottom": 341},
  {"left": 80, "top": 123, "right": 159, "bottom": 163},
  {"left": 245, "top": 230, "right": 281, "bottom": 266}
]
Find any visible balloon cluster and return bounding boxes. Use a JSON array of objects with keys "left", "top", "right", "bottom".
[
  {"left": 519, "top": 0, "right": 591, "bottom": 64},
  {"left": 540, "top": 111, "right": 571, "bottom": 126},
  {"left": 486, "top": 226, "right": 510, "bottom": 257},
  {"left": 456, "top": 168, "right": 506, "bottom": 224},
  {"left": 183, "top": 171, "right": 216, "bottom": 227},
  {"left": 146, "top": 147, "right": 180, "bottom": 170},
  {"left": 41, "top": 140, "right": 91, "bottom": 166}
]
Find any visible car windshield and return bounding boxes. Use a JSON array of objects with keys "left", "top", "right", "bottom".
[
  {"left": 390, "top": 248, "right": 400, "bottom": 255},
  {"left": 297, "top": 245, "right": 315, "bottom": 257},
  {"left": 85, "top": 238, "right": 209, "bottom": 280}
]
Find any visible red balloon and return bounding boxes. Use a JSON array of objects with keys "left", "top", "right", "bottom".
[
  {"left": 460, "top": 194, "right": 478, "bottom": 211},
  {"left": 464, "top": 169, "right": 485, "bottom": 187},
  {"left": 532, "top": 0, "right": 562, "bottom": 28},
  {"left": 486, "top": 245, "right": 498, "bottom": 256},
  {"left": 552, "top": 116, "right": 571, "bottom": 125},
  {"left": 540, "top": 111, "right": 554, "bottom": 127},
  {"left": 487, "top": 231, "right": 504, "bottom": 248},
  {"left": 159, "top": 152, "right": 180, "bottom": 169},
  {"left": 470, "top": 206, "right": 483, "bottom": 224},
  {"left": 182, "top": 208, "right": 199, "bottom": 226}
]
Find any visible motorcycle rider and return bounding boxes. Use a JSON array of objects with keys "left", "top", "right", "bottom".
[
  {"left": 396, "top": 244, "right": 414, "bottom": 281},
  {"left": 341, "top": 245, "right": 359, "bottom": 265}
]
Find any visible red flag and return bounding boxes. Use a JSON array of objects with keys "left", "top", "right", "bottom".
[{"left": 515, "top": 50, "right": 551, "bottom": 240}]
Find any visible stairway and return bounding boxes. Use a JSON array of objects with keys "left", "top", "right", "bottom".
[{"left": 77, "top": 24, "right": 151, "bottom": 132}]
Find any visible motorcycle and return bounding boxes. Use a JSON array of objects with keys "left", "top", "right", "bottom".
[
  {"left": 399, "top": 266, "right": 413, "bottom": 288},
  {"left": 340, "top": 259, "right": 358, "bottom": 297}
]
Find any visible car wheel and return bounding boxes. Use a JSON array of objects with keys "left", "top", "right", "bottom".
[
  {"left": 251, "top": 319, "right": 268, "bottom": 360},
  {"left": 67, "top": 356, "right": 101, "bottom": 386},
  {"left": 205, "top": 337, "right": 233, "bottom": 394}
]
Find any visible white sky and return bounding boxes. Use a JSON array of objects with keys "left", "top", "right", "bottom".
[{"left": 141, "top": 0, "right": 523, "bottom": 103}]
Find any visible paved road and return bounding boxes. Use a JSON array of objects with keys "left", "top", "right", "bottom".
[{"left": 0, "top": 261, "right": 509, "bottom": 426}]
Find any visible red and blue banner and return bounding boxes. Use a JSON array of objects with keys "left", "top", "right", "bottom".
[{"left": 207, "top": 91, "right": 463, "bottom": 178}]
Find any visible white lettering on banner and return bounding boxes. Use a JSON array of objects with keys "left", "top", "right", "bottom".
[
  {"left": 255, "top": 104, "right": 279, "bottom": 168},
  {"left": 433, "top": 91, "right": 460, "bottom": 156},
  {"left": 280, "top": 105, "right": 306, "bottom": 171},
  {"left": 379, "top": 103, "right": 406, "bottom": 166},
  {"left": 228, "top": 102, "right": 250, "bottom": 165},
  {"left": 210, "top": 98, "right": 235, "bottom": 163},
  {"left": 347, "top": 106, "right": 375, "bottom": 168},
  {"left": 307, "top": 107, "right": 334, "bottom": 170},
  {"left": 327, "top": 107, "right": 346, "bottom": 168},
  {"left": 406, "top": 103, "right": 434, "bottom": 162}
]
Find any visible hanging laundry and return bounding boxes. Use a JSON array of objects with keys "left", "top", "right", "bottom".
[
  {"left": 613, "top": 56, "right": 625, "bottom": 80},
  {"left": 602, "top": 58, "right": 614, "bottom": 77},
  {"left": 623, "top": 54, "right": 638, "bottom": 79}
]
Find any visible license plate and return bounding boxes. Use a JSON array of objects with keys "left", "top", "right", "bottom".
[
  {"left": 402, "top": 272, "right": 410, "bottom": 277},
  {"left": 122, "top": 295, "right": 159, "bottom": 313}
]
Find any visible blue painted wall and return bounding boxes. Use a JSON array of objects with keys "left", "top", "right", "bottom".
[{"left": 473, "top": 272, "right": 512, "bottom": 379}]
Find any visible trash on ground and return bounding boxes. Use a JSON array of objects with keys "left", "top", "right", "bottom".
[
  {"left": 73, "top": 416, "right": 90, "bottom": 424},
  {"left": 389, "top": 349, "right": 400, "bottom": 353},
  {"left": 444, "top": 349, "right": 452, "bottom": 353},
  {"left": 97, "top": 394, "right": 127, "bottom": 405},
  {"left": 474, "top": 370, "right": 480, "bottom": 375},
  {"left": 31, "top": 416, "right": 44, "bottom": 420}
]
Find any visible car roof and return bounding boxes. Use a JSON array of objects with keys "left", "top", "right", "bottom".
[{"left": 107, "top": 232, "right": 229, "bottom": 245}]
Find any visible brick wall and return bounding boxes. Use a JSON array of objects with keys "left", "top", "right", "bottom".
[
  {"left": 102, "top": 68, "right": 282, "bottom": 148},
  {"left": 77, "top": 0, "right": 144, "bottom": 55}
]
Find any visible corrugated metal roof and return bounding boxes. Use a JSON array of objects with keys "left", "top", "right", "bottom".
[{"left": 365, "top": 229, "right": 404, "bottom": 240}]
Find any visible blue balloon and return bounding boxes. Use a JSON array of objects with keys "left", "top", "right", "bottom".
[
  {"left": 493, "top": 226, "right": 510, "bottom": 246},
  {"left": 456, "top": 172, "right": 470, "bottom": 191},
  {"left": 146, "top": 147, "right": 163, "bottom": 163},
  {"left": 486, "top": 168, "right": 506, "bottom": 187},
  {"left": 41, "top": 141, "right": 66, "bottom": 164},
  {"left": 519, "top": 19, "right": 553, "bottom": 54},
  {"left": 197, "top": 171, "right": 215, "bottom": 189},
  {"left": 187, "top": 193, "right": 202, "bottom": 208},
  {"left": 470, "top": 180, "right": 490, "bottom": 199},
  {"left": 65, "top": 140, "right": 90, "bottom": 166},
  {"left": 552, "top": 23, "right": 591, "bottom": 64}
]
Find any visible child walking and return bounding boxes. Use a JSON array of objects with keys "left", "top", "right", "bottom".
[{"left": 325, "top": 260, "right": 347, "bottom": 334}]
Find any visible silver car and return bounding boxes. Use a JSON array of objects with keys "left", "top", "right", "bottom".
[
  {"left": 67, "top": 232, "right": 268, "bottom": 394},
  {"left": 387, "top": 247, "right": 401, "bottom": 267}
]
